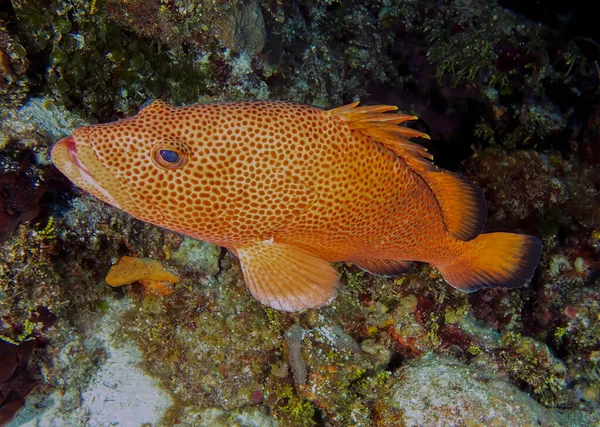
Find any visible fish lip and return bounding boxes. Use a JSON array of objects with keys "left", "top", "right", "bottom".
[{"left": 56, "top": 135, "right": 95, "bottom": 178}]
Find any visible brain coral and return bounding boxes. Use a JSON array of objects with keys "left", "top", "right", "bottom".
[{"left": 217, "top": 0, "right": 266, "bottom": 55}]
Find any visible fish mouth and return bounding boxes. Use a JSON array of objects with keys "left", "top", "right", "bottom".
[
  {"left": 61, "top": 135, "right": 94, "bottom": 178},
  {"left": 52, "top": 130, "right": 124, "bottom": 210}
]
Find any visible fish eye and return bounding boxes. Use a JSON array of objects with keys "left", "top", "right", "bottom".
[
  {"left": 159, "top": 149, "right": 180, "bottom": 164},
  {"left": 151, "top": 143, "right": 189, "bottom": 170}
]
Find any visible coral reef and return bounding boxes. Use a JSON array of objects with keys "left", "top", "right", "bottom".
[
  {"left": 0, "top": 0, "right": 599, "bottom": 425},
  {"left": 388, "top": 353, "right": 599, "bottom": 426}
]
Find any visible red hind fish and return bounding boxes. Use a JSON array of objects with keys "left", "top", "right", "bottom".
[{"left": 52, "top": 100, "right": 542, "bottom": 311}]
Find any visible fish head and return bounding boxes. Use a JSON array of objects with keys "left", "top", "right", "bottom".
[{"left": 51, "top": 100, "right": 196, "bottom": 226}]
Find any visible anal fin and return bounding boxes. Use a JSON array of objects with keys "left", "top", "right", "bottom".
[
  {"left": 237, "top": 240, "right": 338, "bottom": 312},
  {"left": 353, "top": 259, "right": 413, "bottom": 277}
]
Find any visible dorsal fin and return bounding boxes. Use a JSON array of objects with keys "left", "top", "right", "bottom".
[
  {"left": 420, "top": 170, "right": 486, "bottom": 241},
  {"left": 327, "top": 102, "right": 432, "bottom": 164},
  {"left": 328, "top": 102, "right": 486, "bottom": 241},
  {"left": 138, "top": 99, "right": 170, "bottom": 116}
]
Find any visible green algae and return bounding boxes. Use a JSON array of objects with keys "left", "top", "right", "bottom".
[
  {"left": 276, "top": 384, "right": 316, "bottom": 426},
  {"left": 171, "top": 237, "right": 221, "bottom": 277},
  {"left": 427, "top": 26, "right": 498, "bottom": 85},
  {"left": 9, "top": 0, "right": 214, "bottom": 118},
  {"left": 501, "top": 332, "right": 568, "bottom": 406}
]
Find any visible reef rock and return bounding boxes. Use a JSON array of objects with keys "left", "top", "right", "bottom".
[{"left": 390, "top": 353, "right": 596, "bottom": 427}]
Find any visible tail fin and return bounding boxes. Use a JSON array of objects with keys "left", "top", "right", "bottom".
[{"left": 438, "top": 232, "right": 542, "bottom": 292}]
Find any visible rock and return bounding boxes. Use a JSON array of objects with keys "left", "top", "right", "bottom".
[{"left": 390, "top": 353, "right": 594, "bottom": 427}]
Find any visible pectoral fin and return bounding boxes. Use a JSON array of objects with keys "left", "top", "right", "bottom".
[{"left": 237, "top": 240, "right": 338, "bottom": 312}]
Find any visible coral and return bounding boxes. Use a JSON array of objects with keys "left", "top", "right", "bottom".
[
  {"left": 276, "top": 384, "right": 316, "bottom": 426},
  {"left": 216, "top": 0, "right": 266, "bottom": 55},
  {"left": 360, "top": 338, "right": 392, "bottom": 367},
  {"left": 170, "top": 237, "right": 221, "bottom": 277},
  {"left": 538, "top": 284, "right": 600, "bottom": 404},
  {"left": 314, "top": 324, "right": 360, "bottom": 353},
  {"left": 173, "top": 407, "right": 280, "bottom": 426},
  {"left": 14, "top": 97, "right": 88, "bottom": 143},
  {"left": 465, "top": 148, "right": 600, "bottom": 231},
  {"left": 276, "top": 321, "right": 388, "bottom": 426},
  {"left": 104, "top": 0, "right": 176, "bottom": 41},
  {"left": 500, "top": 332, "right": 568, "bottom": 406},
  {"left": 273, "top": 0, "right": 397, "bottom": 106},
  {"left": 387, "top": 294, "right": 436, "bottom": 358},
  {"left": 0, "top": 20, "right": 29, "bottom": 112},
  {"left": 9, "top": 0, "right": 214, "bottom": 119},
  {"left": 104, "top": 0, "right": 233, "bottom": 47}
]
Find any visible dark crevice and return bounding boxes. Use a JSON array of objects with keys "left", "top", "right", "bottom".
[
  {"left": 498, "top": 0, "right": 600, "bottom": 44},
  {"left": 385, "top": 352, "right": 404, "bottom": 372}
]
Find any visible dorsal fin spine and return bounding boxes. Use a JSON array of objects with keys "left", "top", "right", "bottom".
[{"left": 327, "top": 102, "right": 431, "bottom": 163}]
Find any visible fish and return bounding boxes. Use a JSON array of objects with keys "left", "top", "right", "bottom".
[{"left": 51, "top": 100, "right": 542, "bottom": 312}]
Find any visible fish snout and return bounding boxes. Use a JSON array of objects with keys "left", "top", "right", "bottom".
[
  {"left": 53, "top": 130, "right": 94, "bottom": 178},
  {"left": 51, "top": 135, "right": 73, "bottom": 160},
  {"left": 51, "top": 127, "right": 126, "bottom": 211},
  {"left": 52, "top": 125, "right": 90, "bottom": 161}
]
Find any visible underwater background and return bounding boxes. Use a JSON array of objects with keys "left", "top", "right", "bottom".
[{"left": 1, "top": 0, "right": 599, "bottom": 426}]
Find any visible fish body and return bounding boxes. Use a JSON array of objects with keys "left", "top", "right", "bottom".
[{"left": 52, "top": 100, "right": 542, "bottom": 311}]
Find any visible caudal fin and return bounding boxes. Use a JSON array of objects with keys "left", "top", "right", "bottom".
[{"left": 438, "top": 232, "right": 542, "bottom": 292}]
